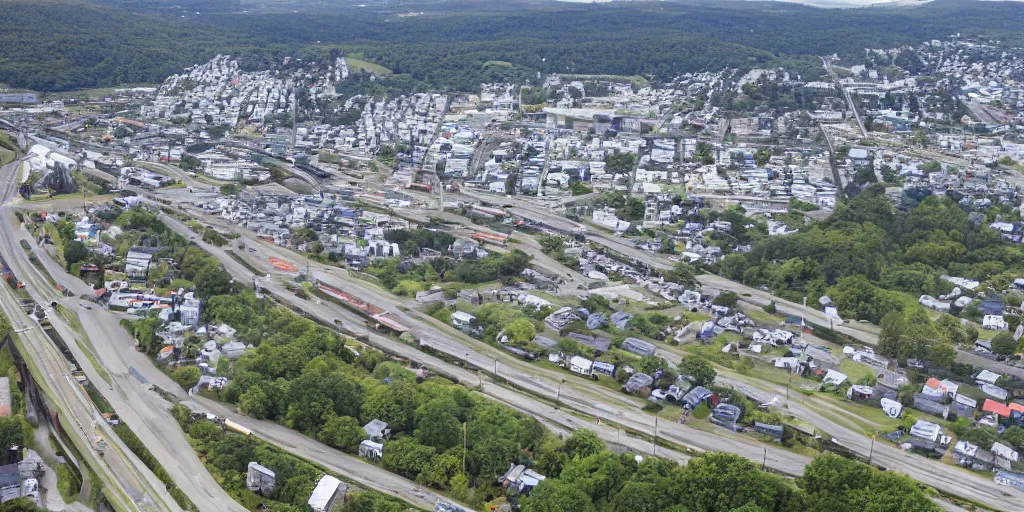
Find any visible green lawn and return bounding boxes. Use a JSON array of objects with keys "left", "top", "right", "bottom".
[
  {"left": 346, "top": 55, "right": 393, "bottom": 75},
  {"left": 839, "top": 359, "right": 877, "bottom": 385}
]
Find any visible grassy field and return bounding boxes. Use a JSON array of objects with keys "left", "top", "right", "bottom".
[
  {"left": 0, "top": 148, "right": 14, "bottom": 166},
  {"left": 346, "top": 55, "right": 393, "bottom": 76},
  {"left": 839, "top": 358, "right": 877, "bottom": 385},
  {"left": 559, "top": 74, "right": 649, "bottom": 87}
]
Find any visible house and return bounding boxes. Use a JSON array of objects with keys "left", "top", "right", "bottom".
[
  {"left": 125, "top": 249, "right": 155, "bottom": 279},
  {"left": 457, "top": 289, "right": 482, "bottom": 305},
  {"left": 982, "top": 383, "right": 1009, "bottom": 401},
  {"left": 179, "top": 297, "right": 201, "bottom": 326},
  {"left": 246, "top": 462, "right": 276, "bottom": 494},
  {"left": 682, "top": 386, "right": 714, "bottom": 409},
  {"left": 567, "top": 333, "right": 612, "bottom": 354},
  {"left": 977, "top": 369, "right": 1002, "bottom": 386},
  {"left": 621, "top": 337, "right": 656, "bottom": 357},
  {"left": 712, "top": 403, "right": 743, "bottom": 424},
  {"left": 955, "top": 394, "right": 978, "bottom": 418},
  {"left": 593, "top": 361, "right": 616, "bottom": 377},
  {"left": 912, "top": 393, "right": 949, "bottom": 418},
  {"left": 984, "top": 315, "right": 1008, "bottom": 331},
  {"left": 910, "top": 420, "right": 942, "bottom": 443},
  {"left": 416, "top": 290, "right": 446, "bottom": 304},
  {"left": 922, "top": 378, "right": 959, "bottom": 400},
  {"left": 363, "top": 419, "right": 390, "bottom": 441},
  {"left": 451, "top": 311, "right": 476, "bottom": 329},
  {"left": 983, "top": 399, "right": 1012, "bottom": 419},
  {"left": 995, "top": 470, "right": 1024, "bottom": 492},
  {"left": 993, "top": 442, "right": 1020, "bottom": 465},
  {"left": 569, "top": 356, "right": 594, "bottom": 376},
  {"left": 610, "top": 311, "right": 632, "bottom": 330},
  {"left": 358, "top": 440, "right": 383, "bottom": 460},
  {"left": 497, "top": 463, "right": 546, "bottom": 495},
  {"left": 623, "top": 373, "right": 653, "bottom": 394},
  {"left": 821, "top": 369, "right": 848, "bottom": 388},
  {"left": 880, "top": 397, "right": 903, "bottom": 418},
  {"left": 307, "top": 475, "right": 347, "bottom": 512}
]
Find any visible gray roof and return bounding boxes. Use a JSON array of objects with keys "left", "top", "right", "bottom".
[{"left": 621, "top": 337, "right": 656, "bottom": 357}]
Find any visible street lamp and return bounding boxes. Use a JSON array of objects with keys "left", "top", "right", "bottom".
[{"left": 555, "top": 379, "right": 565, "bottom": 408}]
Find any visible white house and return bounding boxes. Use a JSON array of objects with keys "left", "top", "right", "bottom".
[
  {"left": 984, "top": 315, "right": 1008, "bottom": 331},
  {"left": 569, "top": 356, "right": 593, "bottom": 376},
  {"left": 451, "top": 311, "right": 476, "bottom": 329}
]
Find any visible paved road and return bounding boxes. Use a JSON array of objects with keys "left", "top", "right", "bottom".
[
  {"left": 0, "top": 159, "right": 178, "bottom": 512},
  {"left": 822, "top": 57, "right": 867, "bottom": 138}
]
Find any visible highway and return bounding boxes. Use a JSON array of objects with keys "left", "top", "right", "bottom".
[
  {"left": 26, "top": 156, "right": 1023, "bottom": 508},
  {"left": 0, "top": 157, "right": 180, "bottom": 512},
  {"left": 139, "top": 195, "right": 1024, "bottom": 510}
]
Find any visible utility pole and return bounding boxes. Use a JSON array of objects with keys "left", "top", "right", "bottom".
[
  {"left": 653, "top": 416, "right": 658, "bottom": 456},
  {"left": 868, "top": 435, "right": 875, "bottom": 466},
  {"left": 494, "top": 359, "right": 498, "bottom": 377},
  {"left": 555, "top": 379, "right": 564, "bottom": 408},
  {"left": 762, "top": 447, "right": 767, "bottom": 470}
]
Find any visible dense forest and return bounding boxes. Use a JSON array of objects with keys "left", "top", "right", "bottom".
[{"left": 6, "top": 0, "right": 1024, "bottom": 92}]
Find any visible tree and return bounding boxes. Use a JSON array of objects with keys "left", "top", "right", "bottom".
[
  {"left": 799, "top": 453, "right": 938, "bottom": 512},
  {"left": 171, "top": 366, "right": 201, "bottom": 390},
  {"left": 0, "top": 417, "right": 27, "bottom": 452},
  {"left": 754, "top": 147, "right": 772, "bottom": 167},
  {"left": 505, "top": 318, "right": 537, "bottom": 345},
  {"left": 63, "top": 241, "right": 88, "bottom": 268},
  {"left": 195, "top": 265, "right": 232, "bottom": 298},
  {"left": 414, "top": 397, "right": 463, "bottom": 450},
  {"left": 1002, "top": 426, "right": 1024, "bottom": 449},
  {"left": 317, "top": 415, "right": 365, "bottom": 452},
  {"left": 677, "top": 453, "right": 798, "bottom": 512},
  {"left": 678, "top": 355, "right": 716, "bottom": 387},
  {"left": 992, "top": 332, "right": 1018, "bottom": 356},
  {"left": 382, "top": 437, "right": 436, "bottom": 479},
  {"left": 520, "top": 479, "right": 596, "bottom": 512},
  {"left": 238, "top": 382, "right": 281, "bottom": 420},
  {"left": 712, "top": 291, "right": 738, "bottom": 308},
  {"left": 361, "top": 381, "right": 422, "bottom": 433},
  {"left": 563, "top": 430, "right": 605, "bottom": 460},
  {"left": 219, "top": 183, "right": 238, "bottom": 196}
]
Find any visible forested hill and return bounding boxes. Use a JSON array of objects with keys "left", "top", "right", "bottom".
[{"left": 5, "top": 0, "right": 1024, "bottom": 93}]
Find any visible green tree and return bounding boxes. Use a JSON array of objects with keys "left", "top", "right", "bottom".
[
  {"left": 992, "top": 332, "right": 1018, "bottom": 356},
  {"left": 171, "top": 366, "right": 201, "bottom": 390},
  {"left": 414, "top": 397, "right": 463, "bottom": 451},
  {"left": 1001, "top": 426, "right": 1024, "bottom": 449},
  {"left": 382, "top": 437, "right": 436, "bottom": 479},
  {"left": 0, "top": 417, "right": 27, "bottom": 451},
  {"left": 800, "top": 453, "right": 940, "bottom": 512},
  {"left": 63, "top": 240, "right": 88, "bottom": 267},
  {"left": 563, "top": 430, "right": 605, "bottom": 460},
  {"left": 194, "top": 265, "right": 232, "bottom": 298},
  {"left": 678, "top": 355, "right": 716, "bottom": 387},
  {"left": 361, "top": 381, "right": 422, "bottom": 433},
  {"left": 712, "top": 291, "right": 739, "bottom": 308},
  {"left": 317, "top": 415, "right": 366, "bottom": 452},
  {"left": 521, "top": 479, "right": 596, "bottom": 512},
  {"left": 505, "top": 318, "right": 537, "bottom": 345}
]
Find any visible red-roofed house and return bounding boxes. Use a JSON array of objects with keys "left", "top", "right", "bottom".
[{"left": 983, "top": 399, "right": 1011, "bottom": 418}]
